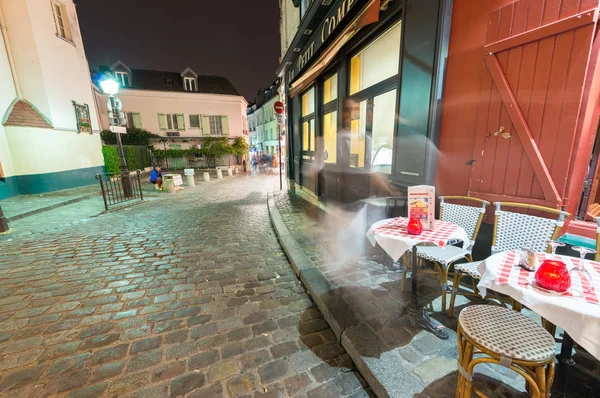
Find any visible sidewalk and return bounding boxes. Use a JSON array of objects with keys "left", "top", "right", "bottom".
[{"left": 268, "top": 191, "right": 600, "bottom": 397}]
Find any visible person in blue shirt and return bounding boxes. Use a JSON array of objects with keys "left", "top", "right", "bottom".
[{"left": 150, "top": 166, "right": 163, "bottom": 190}]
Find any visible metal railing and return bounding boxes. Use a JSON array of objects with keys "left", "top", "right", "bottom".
[{"left": 96, "top": 170, "right": 144, "bottom": 211}]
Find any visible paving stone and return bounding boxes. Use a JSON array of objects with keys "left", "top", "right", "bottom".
[
  {"left": 48, "top": 352, "right": 90, "bottom": 376},
  {"left": 227, "top": 374, "right": 257, "bottom": 396},
  {"left": 45, "top": 368, "right": 91, "bottom": 394},
  {"left": 66, "top": 382, "right": 107, "bottom": 398},
  {"left": 252, "top": 320, "right": 279, "bottom": 336},
  {"left": 187, "top": 381, "right": 223, "bottom": 398},
  {"left": 335, "top": 372, "right": 365, "bottom": 395},
  {"left": 187, "top": 314, "right": 213, "bottom": 327},
  {"left": 413, "top": 356, "right": 457, "bottom": 385},
  {"left": 240, "top": 349, "right": 272, "bottom": 370},
  {"left": 164, "top": 329, "right": 188, "bottom": 345},
  {"left": 221, "top": 342, "right": 245, "bottom": 359},
  {"left": 284, "top": 373, "right": 313, "bottom": 395},
  {"left": 15, "top": 306, "right": 50, "bottom": 318},
  {"left": 166, "top": 340, "right": 199, "bottom": 360},
  {"left": 113, "top": 309, "right": 138, "bottom": 320},
  {"left": 152, "top": 360, "right": 187, "bottom": 382},
  {"left": 306, "top": 381, "right": 342, "bottom": 398},
  {"left": 127, "top": 348, "right": 163, "bottom": 372},
  {"left": 131, "top": 336, "right": 162, "bottom": 354},
  {"left": 244, "top": 335, "right": 271, "bottom": 351},
  {"left": 310, "top": 362, "right": 340, "bottom": 383},
  {"left": 190, "top": 323, "right": 218, "bottom": 339},
  {"left": 227, "top": 326, "right": 252, "bottom": 342},
  {"left": 90, "top": 360, "right": 126, "bottom": 382},
  {"left": 90, "top": 344, "right": 129, "bottom": 365},
  {"left": 171, "top": 373, "right": 206, "bottom": 397},
  {"left": 0, "top": 349, "right": 44, "bottom": 371},
  {"left": 80, "top": 323, "right": 114, "bottom": 339},
  {"left": 80, "top": 333, "right": 120, "bottom": 350},
  {"left": 108, "top": 371, "right": 150, "bottom": 395},
  {"left": 129, "top": 383, "right": 170, "bottom": 398},
  {"left": 148, "top": 311, "right": 174, "bottom": 323},
  {"left": 259, "top": 359, "right": 293, "bottom": 384},
  {"left": 0, "top": 363, "right": 46, "bottom": 391},
  {"left": 207, "top": 359, "right": 240, "bottom": 383},
  {"left": 3, "top": 336, "right": 43, "bottom": 354}
]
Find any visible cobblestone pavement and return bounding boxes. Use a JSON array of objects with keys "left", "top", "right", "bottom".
[
  {"left": 0, "top": 174, "right": 370, "bottom": 398},
  {"left": 274, "top": 192, "right": 600, "bottom": 397}
]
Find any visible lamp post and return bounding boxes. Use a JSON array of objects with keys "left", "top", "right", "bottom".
[{"left": 100, "top": 76, "right": 133, "bottom": 198}]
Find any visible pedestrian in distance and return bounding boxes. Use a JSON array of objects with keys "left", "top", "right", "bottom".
[{"left": 150, "top": 166, "right": 163, "bottom": 190}]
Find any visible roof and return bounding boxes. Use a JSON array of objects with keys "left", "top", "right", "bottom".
[
  {"left": 95, "top": 64, "right": 241, "bottom": 96},
  {"left": 128, "top": 69, "right": 241, "bottom": 96}
]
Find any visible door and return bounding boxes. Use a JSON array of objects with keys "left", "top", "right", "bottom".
[{"left": 469, "top": 0, "right": 599, "bottom": 208}]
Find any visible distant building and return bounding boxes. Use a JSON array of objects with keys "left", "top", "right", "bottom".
[
  {"left": 93, "top": 61, "right": 248, "bottom": 152},
  {"left": 0, "top": 0, "right": 104, "bottom": 199},
  {"left": 247, "top": 103, "right": 258, "bottom": 151},
  {"left": 247, "top": 81, "right": 282, "bottom": 157}
]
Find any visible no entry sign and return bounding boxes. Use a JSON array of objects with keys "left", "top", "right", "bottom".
[{"left": 274, "top": 101, "right": 284, "bottom": 114}]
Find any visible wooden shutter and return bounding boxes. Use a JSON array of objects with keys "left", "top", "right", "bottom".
[
  {"left": 221, "top": 116, "right": 230, "bottom": 136},
  {"left": 133, "top": 113, "right": 142, "bottom": 128},
  {"left": 158, "top": 113, "right": 166, "bottom": 130},
  {"left": 201, "top": 115, "right": 210, "bottom": 136},
  {"left": 177, "top": 114, "right": 185, "bottom": 131},
  {"left": 468, "top": 0, "right": 600, "bottom": 208}
]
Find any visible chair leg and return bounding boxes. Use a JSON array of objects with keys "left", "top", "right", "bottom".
[
  {"left": 536, "top": 365, "right": 547, "bottom": 398},
  {"left": 462, "top": 341, "right": 475, "bottom": 398},
  {"left": 448, "top": 271, "right": 463, "bottom": 318},
  {"left": 541, "top": 318, "right": 556, "bottom": 339},
  {"left": 471, "top": 277, "right": 479, "bottom": 296},
  {"left": 401, "top": 261, "right": 408, "bottom": 291},
  {"left": 440, "top": 264, "right": 449, "bottom": 313}
]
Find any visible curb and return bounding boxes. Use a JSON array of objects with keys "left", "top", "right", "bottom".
[
  {"left": 267, "top": 192, "right": 389, "bottom": 398},
  {"left": 6, "top": 191, "right": 101, "bottom": 222}
]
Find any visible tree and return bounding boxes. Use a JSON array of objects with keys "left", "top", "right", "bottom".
[
  {"left": 100, "top": 128, "right": 161, "bottom": 146},
  {"left": 201, "top": 137, "right": 232, "bottom": 168},
  {"left": 230, "top": 136, "right": 250, "bottom": 161}
]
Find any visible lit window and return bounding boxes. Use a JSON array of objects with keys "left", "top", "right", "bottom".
[
  {"left": 371, "top": 90, "right": 397, "bottom": 174},
  {"left": 51, "top": 1, "right": 71, "bottom": 41},
  {"left": 209, "top": 116, "right": 223, "bottom": 135},
  {"left": 115, "top": 72, "right": 129, "bottom": 88},
  {"left": 323, "top": 111, "right": 337, "bottom": 164},
  {"left": 323, "top": 74, "right": 337, "bottom": 104},
  {"left": 301, "top": 87, "right": 315, "bottom": 117},
  {"left": 189, "top": 114, "right": 200, "bottom": 128},
  {"left": 350, "top": 22, "right": 402, "bottom": 95},
  {"left": 350, "top": 101, "right": 367, "bottom": 168},
  {"left": 126, "top": 112, "right": 142, "bottom": 129},
  {"left": 184, "top": 77, "right": 197, "bottom": 92}
]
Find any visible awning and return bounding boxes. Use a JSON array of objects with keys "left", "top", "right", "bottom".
[{"left": 290, "top": 0, "right": 382, "bottom": 98}]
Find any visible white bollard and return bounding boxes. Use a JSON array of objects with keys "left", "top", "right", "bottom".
[
  {"left": 216, "top": 168, "right": 223, "bottom": 179},
  {"left": 234, "top": 166, "right": 239, "bottom": 174},
  {"left": 227, "top": 167, "right": 233, "bottom": 177},
  {"left": 203, "top": 172, "right": 210, "bottom": 182},
  {"left": 186, "top": 174, "right": 195, "bottom": 186}
]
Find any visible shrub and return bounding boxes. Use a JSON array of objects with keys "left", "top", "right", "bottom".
[
  {"left": 125, "top": 146, "right": 140, "bottom": 170},
  {"left": 100, "top": 127, "right": 160, "bottom": 146},
  {"left": 102, "top": 146, "right": 120, "bottom": 176}
]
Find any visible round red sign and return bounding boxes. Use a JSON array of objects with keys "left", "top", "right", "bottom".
[{"left": 274, "top": 101, "right": 285, "bottom": 114}]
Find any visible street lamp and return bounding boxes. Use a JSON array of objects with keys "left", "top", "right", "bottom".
[{"left": 100, "top": 75, "right": 133, "bottom": 197}]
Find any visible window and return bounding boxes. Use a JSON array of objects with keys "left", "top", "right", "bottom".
[
  {"left": 184, "top": 77, "right": 197, "bottom": 92},
  {"left": 158, "top": 113, "right": 185, "bottom": 131},
  {"left": 300, "top": 0, "right": 313, "bottom": 19},
  {"left": 371, "top": 90, "right": 397, "bottom": 174},
  {"left": 350, "top": 22, "right": 402, "bottom": 95},
  {"left": 51, "top": 1, "right": 71, "bottom": 41},
  {"left": 301, "top": 88, "right": 315, "bottom": 161},
  {"left": 126, "top": 112, "right": 142, "bottom": 129},
  {"left": 209, "top": 116, "right": 223, "bottom": 135},
  {"left": 323, "top": 74, "right": 338, "bottom": 104},
  {"left": 115, "top": 72, "right": 129, "bottom": 88},
  {"left": 350, "top": 100, "right": 367, "bottom": 168},
  {"left": 189, "top": 114, "right": 200, "bottom": 129}
]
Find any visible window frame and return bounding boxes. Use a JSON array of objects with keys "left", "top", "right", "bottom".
[
  {"left": 51, "top": 0, "right": 72, "bottom": 42},
  {"left": 321, "top": 71, "right": 339, "bottom": 166},
  {"left": 300, "top": 85, "right": 316, "bottom": 161},
  {"left": 125, "top": 112, "right": 142, "bottom": 129},
  {"left": 115, "top": 72, "right": 130, "bottom": 88},
  {"left": 209, "top": 115, "right": 223, "bottom": 136},
  {"left": 189, "top": 114, "right": 200, "bottom": 129},
  {"left": 184, "top": 77, "right": 197, "bottom": 92},
  {"left": 160, "top": 113, "right": 185, "bottom": 131}
]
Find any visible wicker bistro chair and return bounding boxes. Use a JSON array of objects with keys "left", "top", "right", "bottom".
[
  {"left": 456, "top": 305, "right": 556, "bottom": 398},
  {"left": 412, "top": 196, "right": 490, "bottom": 313},
  {"left": 447, "top": 202, "right": 570, "bottom": 318}
]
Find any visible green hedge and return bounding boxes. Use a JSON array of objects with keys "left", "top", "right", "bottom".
[
  {"left": 125, "top": 146, "right": 140, "bottom": 171},
  {"left": 102, "top": 146, "right": 120, "bottom": 176}
]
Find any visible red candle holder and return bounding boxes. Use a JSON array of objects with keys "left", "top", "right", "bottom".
[
  {"left": 535, "top": 259, "right": 571, "bottom": 293},
  {"left": 407, "top": 217, "right": 423, "bottom": 235}
]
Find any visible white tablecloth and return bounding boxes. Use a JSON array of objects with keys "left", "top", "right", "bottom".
[
  {"left": 366, "top": 217, "right": 470, "bottom": 261},
  {"left": 478, "top": 252, "right": 600, "bottom": 360}
]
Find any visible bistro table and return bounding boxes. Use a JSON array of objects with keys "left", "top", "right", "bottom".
[
  {"left": 367, "top": 217, "right": 470, "bottom": 340},
  {"left": 478, "top": 251, "right": 600, "bottom": 396}
]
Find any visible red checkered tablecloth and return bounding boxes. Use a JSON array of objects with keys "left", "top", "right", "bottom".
[
  {"left": 370, "top": 217, "right": 461, "bottom": 247},
  {"left": 366, "top": 217, "right": 470, "bottom": 261},
  {"left": 495, "top": 251, "right": 600, "bottom": 305}
]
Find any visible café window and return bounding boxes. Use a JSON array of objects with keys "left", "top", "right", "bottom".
[
  {"left": 323, "top": 73, "right": 338, "bottom": 164},
  {"left": 350, "top": 21, "right": 402, "bottom": 95},
  {"left": 301, "top": 87, "right": 315, "bottom": 160}
]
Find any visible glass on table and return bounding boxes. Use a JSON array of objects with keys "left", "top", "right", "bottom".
[
  {"left": 571, "top": 246, "right": 595, "bottom": 293},
  {"left": 546, "top": 240, "right": 566, "bottom": 258}
]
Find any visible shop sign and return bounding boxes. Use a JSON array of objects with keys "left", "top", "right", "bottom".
[{"left": 288, "top": 0, "right": 362, "bottom": 83}]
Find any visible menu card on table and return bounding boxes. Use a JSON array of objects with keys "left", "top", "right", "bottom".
[{"left": 408, "top": 185, "right": 435, "bottom": 230}]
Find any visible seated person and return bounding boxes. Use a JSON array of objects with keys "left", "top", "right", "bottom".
[{"left": 150, "top": 166, "right": 163, "bottom": 190}]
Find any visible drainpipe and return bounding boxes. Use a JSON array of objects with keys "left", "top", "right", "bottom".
[{"left": 0, "top": 3, "right": 22, "bottom": 98}]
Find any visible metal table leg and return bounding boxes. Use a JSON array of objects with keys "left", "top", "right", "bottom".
[
  {"left": 391, "top": 246, "right": 449, "bottom": 339},
  {"left": 553, "top": 332, "right": 575, "bottom": 397}
]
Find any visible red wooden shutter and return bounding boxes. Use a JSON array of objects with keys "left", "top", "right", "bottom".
[{"left": 469, "top": 0, "right": 599, "bottom": 208}]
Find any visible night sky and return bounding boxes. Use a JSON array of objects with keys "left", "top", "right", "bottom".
[{"left": 76, "top": 0, "right": 281, "bottom": 102}]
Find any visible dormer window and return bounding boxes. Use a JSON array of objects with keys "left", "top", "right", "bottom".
[
  {"left": 184, "top": 77, "right": 197, "bottom": 92},
  {"left": 115, "top": 72, "right": 129, "bottom": 87}
]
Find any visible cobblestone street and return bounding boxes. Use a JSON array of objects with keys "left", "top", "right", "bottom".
[{"left": 0, "top": 174, "right": 369, "bottom": 398}]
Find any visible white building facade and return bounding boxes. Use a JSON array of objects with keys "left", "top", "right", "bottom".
[
  {"left": 94, "top": 62, "right": 248, "bottom": 151},
  {"left": 0, "top": 0, "right": 104, "bottom": 199}
]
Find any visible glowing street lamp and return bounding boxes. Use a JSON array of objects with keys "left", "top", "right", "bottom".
[{"left": 100, "top": 74, "right": 133, "bottom": 197}]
